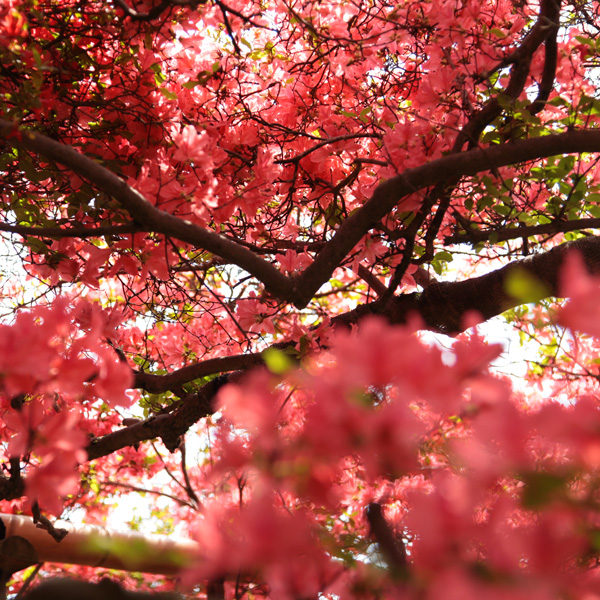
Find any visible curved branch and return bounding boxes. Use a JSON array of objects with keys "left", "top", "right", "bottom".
[
  {"left": 114, "top": 235, "right": 600, "bottom": 456},
  {"left": 388, "top": 0, "right": 561, "bottom": 296},
  {"left": 86, "top": 376, "right": 230, "bottom": 460},
  {"left": 455, "top": 0, "right": 560, "bottom": 149},
  {"left": 337, "top": 235, "right": 600, "bottom": 334},
  {"left": 445, "top": 217, "right": 600, "bottom": 245},
  {"left": 133, "top": 352, "right": 266, "bottom": 393},
  {"left": 486, "top": 0, "right": 560, "bottom": 72},
  {"left": 0, "top": 222, "right": 142, "bottom": 239},
  {"left": 294, "top": 129, "right": 600, "bottom": 307},
  {"left": 5, "top": 121, "right": 600, "bottom": 313},
  {"left": 529, "top": 3, "right": 559, "bottom": 116},
  {"left": 87, "top": 232, "right": 599, "bottom": 459},
  {"left": 0, "top": 120, "right": 295, "bottom": 301}
]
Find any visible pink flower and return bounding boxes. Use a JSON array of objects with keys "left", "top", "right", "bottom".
[
  {"left": 191, "top": 491, "right": 339, "bottom": 599},
  {"left": 559, "top": 252, "right": 600, "bottom": 337},
  {"left": 3, "top": 401, "right": 86, "bottom": 462},
  {"left": 235, "top": 292, "right": 276, "bottom": 334},
  {"left": 91, "top": 350, "right": 134, "bottom": 407},
  {"left": 3, "top": 401, "right": 46, "bottom": 458},
  {"left": 26, "top": 455, "right": 80, "bottom": 516},
  {"left": 172, "top": 125, "right": 213, "bottom": 169},
  {"left": 275, "top": 250, "right": 313, "bottom": 274},
  {"left": 34, "top": 409, "right": 87, "bottom": 461}
]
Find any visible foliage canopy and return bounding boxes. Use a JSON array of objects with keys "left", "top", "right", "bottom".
[{"left": 3, "top": 0, "right": 600, "bottom": 597}]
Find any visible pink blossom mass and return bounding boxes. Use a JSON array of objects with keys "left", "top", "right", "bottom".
[{"left": 2, "top": 0, "right": 600, "bottom": 598}]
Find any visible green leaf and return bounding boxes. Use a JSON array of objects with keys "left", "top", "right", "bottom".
[
  {"left": 586, "top": 192, "right": 600, "bottom": 204},
  {"left": 25, "top": 237, "right": 50, "bottom": 253},
  {"left": 359, "top": 107, "right": 371, "bottom": 123},
  {"left": 434, "top": 250, "right": 453, "bottom": 262},
  {"left": 504, "top": 268, "right": 549, "bottom": 303},
  {"left": 521, "top": 471, "right": 567, "bottom": 508},
  {"left": 325, "top": 200, "right": 344, "bottom": 227},
  {"left": 159, "top": 87, "right": 177, "bottom": 100},
  {"left": 262, "top": 348, "right": 294, "bottom": 375},
  {"left": 493, "top": 204, "right": 511, "bottom": 216},
  {"left": 575, "top": 35, "right": 595, "bottom": 47}
]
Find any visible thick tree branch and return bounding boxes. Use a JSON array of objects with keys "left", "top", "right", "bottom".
[
  {"left": 5, "top": 121, "right": 600, "bottom": 314},
  {"left": 337, "top": 235, "right": 600, "bottom": 334},
  {"left": 133, "top": 352, "right": 266, "bottom": 393},
  {"left": 445, "top": 217, "right": 600, "bottom": 245},
  {"left": 0, "top": 222, "right": 142, "bottom": 240},
  {"left": 92, "top": 235, "right": 600, "bottom": 461},
  {"left": 486, "top": 0, "right": 560, "bottom": 72},
  {"left": 295, "top": 129, "right": 600, "bottom": 307},
  {"left": 529, "top": 5, "right": 559, "bottom": 115},
  {"left": 133, "top": 236, "right": 600, "bottom": 394},
  {"left": 0, "top": 120, "right": 295, "bottom": 302},
  {"left": 86, "top": 376, "right": 230, "bottom": 460}
]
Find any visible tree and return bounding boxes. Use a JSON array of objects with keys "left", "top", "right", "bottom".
[{"left": 2, "top": 0, "right": 600, "bottom": 596}]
